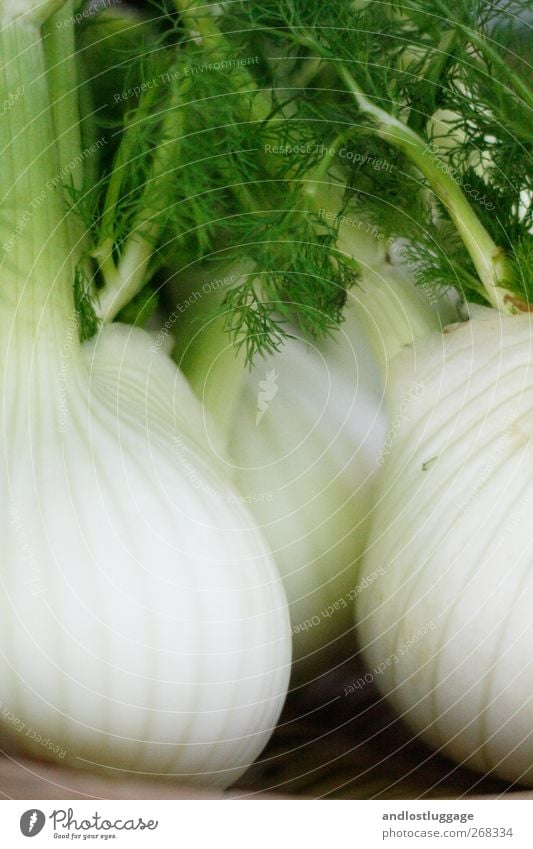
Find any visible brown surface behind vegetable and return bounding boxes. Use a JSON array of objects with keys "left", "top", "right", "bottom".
[{"left": 0, "top": 659, "right": 524, "bottom": 800}]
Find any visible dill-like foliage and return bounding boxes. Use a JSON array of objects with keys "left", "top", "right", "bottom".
[
  {"left": 74, "top": 266, "right": 100, "bottom": 342},
  {"left": 220, "top": 0, "right": 532, "bottom": 306},
  {"left": 76, "top": 0, "right": 532, "bottom": 349},
  {"left": 113, "top": 1, "right": 358, "bottom": 357}
]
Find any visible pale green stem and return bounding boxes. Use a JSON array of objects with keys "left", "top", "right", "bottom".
[
  {"left": 42, "top": 1, "right": 84, "bottom": 195},
  {"left": 301, "top": 133, "right": 347, "bottom": 205},
  {"left": 339, "top": 67, "right": 516, "bottom": 314},
  {"left": 96, "top": 0, "right": 269, "bottom": 324},
  {"left": 173, "top": 0, "right": 271, "bottom": 122},
  {"left": 97, "top": 226, "right": 158, "bottom": 322},
  {"left": 96, "top": 78, "right": 186, "bottom": 322},
  {"left": 95, "top": 86, "right": 149, "bottom": 277},
  {"left": 170, "top": 1, "right": 438, "bottom": 390},
  {"left": 42, "top": 1, "right": 90, "bottom": 281},
  {"left": 291, "top": 55, "right": 324, "bottom": 89},
  {"left": 169, "top": 261, "right": 254, "bottom": 445},
  {"left": 174, "top": 0, "right": 518, "bottom": 319},
  {"left": 0, "top": 6, "right": 80, "bottom": 357}
]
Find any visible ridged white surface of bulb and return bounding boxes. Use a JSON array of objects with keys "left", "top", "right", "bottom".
[
  {"left": 357, "top": 313, "right": 533, "bottom": 785},
  {"left": 228, "top": 309, "right": 386, "bottom": 677},
  {"left": 0, "top": 323, "right": 291, "bottom": 788}
]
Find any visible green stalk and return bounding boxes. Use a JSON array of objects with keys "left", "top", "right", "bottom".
[
  {"left": 169, "top": 261, "right": 253, "bottom": 444},
  {"left": 96, "top": 90, "right": 184, "bottom": 322},
  {"left": 170, "top": 1, "right": 440, "bottom": 374},
  {"left": 43, "top": 1, "right": 85, "bottom": 195},
  {"left": 164, "top": 1, "right": 446, "bottom": 450},
  {"left": 97, "top": 226, "right": 158, "bottom": 322},
  {"left": 173, "top": 0, "right": 270, "bottom": 121},
  {"left": 97, "top": 0, "right": 269, "bottom": 323},
  {"left": 0, "top": 3, "right": 80, "bottom": 354},
  {"left": 90, "top": 93, "right": 147, "bottom": 295},
  {"left": 174, "top": 2, "right": 515, "bottom": 311},
  {"left": 338, "top": 67, "right": 516, "bottom": 314},
  {"left": 43, "top": 1, "right": 91, "bottom": 281},
  {"left": 300, "top": 132, "right": 347, "bottom": 205}
]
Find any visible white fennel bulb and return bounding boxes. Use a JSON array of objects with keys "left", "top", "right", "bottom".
[
  {"left": 172, "top": 258, "right": 441, "bottom": 680},
  {"left": 1, "top": 322, "right": 290, "bottom": 787},
  {"left": 228, "top": 304, "right": 386, "bottom": 678},
  {"left": 227, "top": 263, "right": 444, "bottom": 678},
  {"left": 356, "top": 312, "right": 533, "bottom": 786},
  {"left": 0, "top": 1, "right": 290, "bottom": 788}
]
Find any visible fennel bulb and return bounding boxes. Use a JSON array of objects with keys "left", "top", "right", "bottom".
[
  {"left": 228, "top": 262, "right": 447, "bottom": 677},
  {"left": 0, "top": 0, "right": 290, "bottom": 787},
  {"left": 2, "top": 323, "right": 291, "bottom": 786},
  {"left": 146, "top": 0, "right": 532, "bottom": 786},
  {"left": 227, "top": 302, "right": 386, "bottom": 678},
  {"left": 356, "top": 312, "right": 533, "bottom": 785},
  {"left": 170, "top": 258, "right": 441, "bottom": 679}
]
